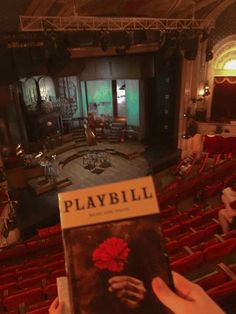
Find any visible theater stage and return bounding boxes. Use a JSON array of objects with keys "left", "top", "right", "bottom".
[{"left": 13, "top": 141, "right": 180, "bottom": 239}]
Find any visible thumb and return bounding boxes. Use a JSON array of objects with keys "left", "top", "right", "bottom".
[{"left": 152, "top": 277, "right": 185, "bottom": 312}]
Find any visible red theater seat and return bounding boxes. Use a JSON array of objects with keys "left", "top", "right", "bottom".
[
  {"left": 26, "top": 240, "right": 44, "bottom": 253},
  {"left": 44, "top": 283, "right": 58, "bottom": 300},
  {"left": 170, "top": 212, "right": 188, "bottom": 224},
  {"left": 204, "top": 238, "right": 236, "bottom": 262},
  {"left": 204, "top": 223, "right": 222, "bottom": 239},
  {"left": 48, "top": 251, "right": 65, "bottom": 262},
  {"left": 19, "top": 273, "right": 49, "bottom": 289},
  {"left": 163, "top": 224, "right": 181, "bottom": 238},
  {"left": 43, "top": 260, "right": 65, "bottom": 272},
  {"left": 181, "top": 216, "right": 204, "bottom": 230},
  {"left": 0, "top": 282, "right": 18, "bottom": 298},
  {"left": 0, "top": 243, "right": 27, "bottom": 262},
  {"left": 223, "top": 229, "right": 236, "bottom": 239},
  {"left": 17, "top": 267, "right": 41, "bottom": 279},
  {"left": 27, "top": 305, "right": 50, "bottom": 314},
  {"left": 37, "top": 227, "right": 50, "bottom": 238},
  {"left": 171, "top": 251, "right": 203, "bottom": 274},
  {"left": 179, "top": 230, "right": 205, "bottom": 247},
  {"left": 207, "top": 279, "right": 236, "bottom": 306},
  {"left": 48, "top": 224, "right": 61, "bottom": 235},
  {"left": 42, "top": 234, "right": 63, "bottom": 248},
  {"left": 186, "top": 205, "right": 202, "bottom": 216},
  {"left": 3, "top": 287, "right": 45, "bottom": 312},
  {"left": 202, "top": 208, "right": 219, "bottom": 221},
  {"left": 159, "top": 206, "right": 177, "bottom": 220},
  {"left": 0, "top": 272, "right": 16, "bottom": 284},
  {"left": 191, "top": 238, "right": 219, "bottom": 252},
  {"left": 195, "top": 271, "right": 229, "bottom": 290},
  {"left": 50, "top": 269, "right": 66, "bottom": 282},
  {"left": 166, "top": 240, "right": 180, "bottom": 255}
]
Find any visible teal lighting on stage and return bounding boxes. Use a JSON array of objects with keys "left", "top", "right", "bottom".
[
  {"left": 126, "top": 80, "right": 140, "bottom": 126},
  {"left": 86, "top": 80, "right": 113, "bottom": 117}
]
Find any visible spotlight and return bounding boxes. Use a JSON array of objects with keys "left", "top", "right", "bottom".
[
  {"left": 99, "top": 31, "right": 110, "bottom": 51},
  {"left": 200, "top": 29, "right": 210, "bottom": 43},
  {"left": 206, "top": 38, "right": 213, "bottom": 62},
  {"left": 206, "top": 50, "right": 213, "bottom": 62},
  {"left": 116, "top": 46, "right": 126, "bottom": 55},
  {"left": 123, "top": 31, "right": 133, "bottom": 50}
]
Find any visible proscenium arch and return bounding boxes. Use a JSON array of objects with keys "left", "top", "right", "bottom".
[{"left": 213, "top": 34, "right": 236, "bottom": 75}]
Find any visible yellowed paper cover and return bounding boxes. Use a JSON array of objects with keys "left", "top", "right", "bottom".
[{"left": 58, "top": 176, "right": 159, "bottom": 229}]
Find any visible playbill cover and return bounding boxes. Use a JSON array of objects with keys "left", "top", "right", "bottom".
[{"left": 58, "top": 176, "right": 173, "bottom": 314}]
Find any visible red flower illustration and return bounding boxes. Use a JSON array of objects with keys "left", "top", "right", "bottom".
[{"left": 92, "top": 237, "right": 130, "bottom": 272}]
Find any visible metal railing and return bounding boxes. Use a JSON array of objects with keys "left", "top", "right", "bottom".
[{"left": 19, "top": 15, "right": 211, "bottom": 32}]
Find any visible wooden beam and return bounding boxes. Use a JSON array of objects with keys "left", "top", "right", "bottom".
[{"left": 24, "top": 0, "right": 58, "bottom": 16}]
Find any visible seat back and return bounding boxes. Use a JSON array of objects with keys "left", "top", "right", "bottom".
[
  {"left": 195, "top": 271, "right": 228, "bottom": 290},
  {"left": 3, "top": 287, "right": 44, "bottom": 311},
  {"left": 204, "top": 223, "right": 222, "bottom": 238},
  {"left": 166, "top": 240, "right": 180, "bottom": 255},
  {"left": 27, "top": 305, "right": 50, "bottom": 314},
  {"left": 204, "top": 238, "right": 236, "bottom": 262},
  {"left": 207, "top": 279, "right": 236, "bottom": 307},
  {"left": 44, "top": 282, "right": 57, "bottom": 300},
  {"left": 163, "top": 224, "right": 181, "bottom": 238},
  {"left": 179, "top": 230, "right": 205, "bottom": 247},
  {"left": 171, "top": 251, "right": 203, "bottom": 274}
]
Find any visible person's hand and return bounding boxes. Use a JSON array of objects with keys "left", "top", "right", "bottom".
[
  {"left": 152, "top": 272, "right": 225, "bottom": 314},
  {"left": 108, "top": 275, "right": 146, "bottom": 309},
  {"left": 49, "top": 297, "right": 63, "bottom": 314},
  {"left": 225, "top": 207, "right": 236, "bottom": 218}
]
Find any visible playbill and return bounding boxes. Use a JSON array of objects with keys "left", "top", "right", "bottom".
[{"left": 58, "top": 176, "right": 173, "bottom": 314}]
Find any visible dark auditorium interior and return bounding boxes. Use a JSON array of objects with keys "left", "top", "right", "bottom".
[{"left": 0, "top": 0, "right": 236, "bottom": 313}]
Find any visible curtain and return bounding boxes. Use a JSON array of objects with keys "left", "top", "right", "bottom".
[
  {"left": 211, "top": 76, "right": 236, "bottom": 122},
  {"left": 204, "top": 135, "right": 236, "bottom": 155}
]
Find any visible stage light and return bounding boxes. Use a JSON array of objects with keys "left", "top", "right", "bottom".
[
  {"left": 35, "top": 152, "right": 43, "bottom": 159},
  {"left": 205, "top": 38, "right": 213, "bottom": 62},
  {"left": 198, "top": 88, "right": 205, "bottom": 97},
  {"left": 200, "top": 29, "right": 210, "bottom": 43},
  {"left": 99, "top": 31, "right": 110, "bottom": 51}
]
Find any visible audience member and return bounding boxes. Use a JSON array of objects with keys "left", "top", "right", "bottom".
[{"left": 218, "top": 182, "right": 236, "bottom": 234}]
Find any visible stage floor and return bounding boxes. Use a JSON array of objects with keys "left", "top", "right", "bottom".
[
  {"left": 58, "top": 141, "right": 149, "bottom": 190},
  {"left": 14, "top": 141, "right": 179, "bottom": 239}
]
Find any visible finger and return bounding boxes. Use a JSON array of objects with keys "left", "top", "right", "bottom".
[
  {"left": 109, "top": 276, "right": 143, "bottom": 285},
  {"left": 172, "top": 272, "right": 196, "bottom": 300},
  {"left": 121, "top": 297, "right": 140, "bottom": 309},
  {"left": 152, "top": 277, "right": 187, "bottom": 311},
  {"left": 112, "top": 285, "right": 146, "bottom": 299},
  {"left": 49, "top": 297, "right": 59, "bottom": 310},
  {"left": 122, "top": 289, "right": 145, "bottom": 301},
  {"left": 109, "top": 281, "right": 144, "bottom": 293}
]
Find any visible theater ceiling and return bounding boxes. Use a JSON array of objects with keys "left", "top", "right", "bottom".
[{"left": 0, "top": 0, "right": 234, "bottom": 33}]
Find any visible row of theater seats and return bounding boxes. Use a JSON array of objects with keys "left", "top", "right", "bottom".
[
  {"left": 195, "top": 262, "right": 236, "bottom": 312},
  {"left": 158, "top": 157, "right": 236, "bottom": 208},
  {"left": 159, "top": 204, "right": 236, "bottom": 273},
  {"left": 1, "top": 174, "right": 236, "bottom": 313},
  {"left": 0, "top": 225, "right": 65, "bottom": 313},
  {"left": 160, "top": 200, "right": 236, "bottom": 313}
]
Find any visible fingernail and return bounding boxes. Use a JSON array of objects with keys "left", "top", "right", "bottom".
[{"left": 152, "top": 277, "right": 164, "bottom": 290}]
